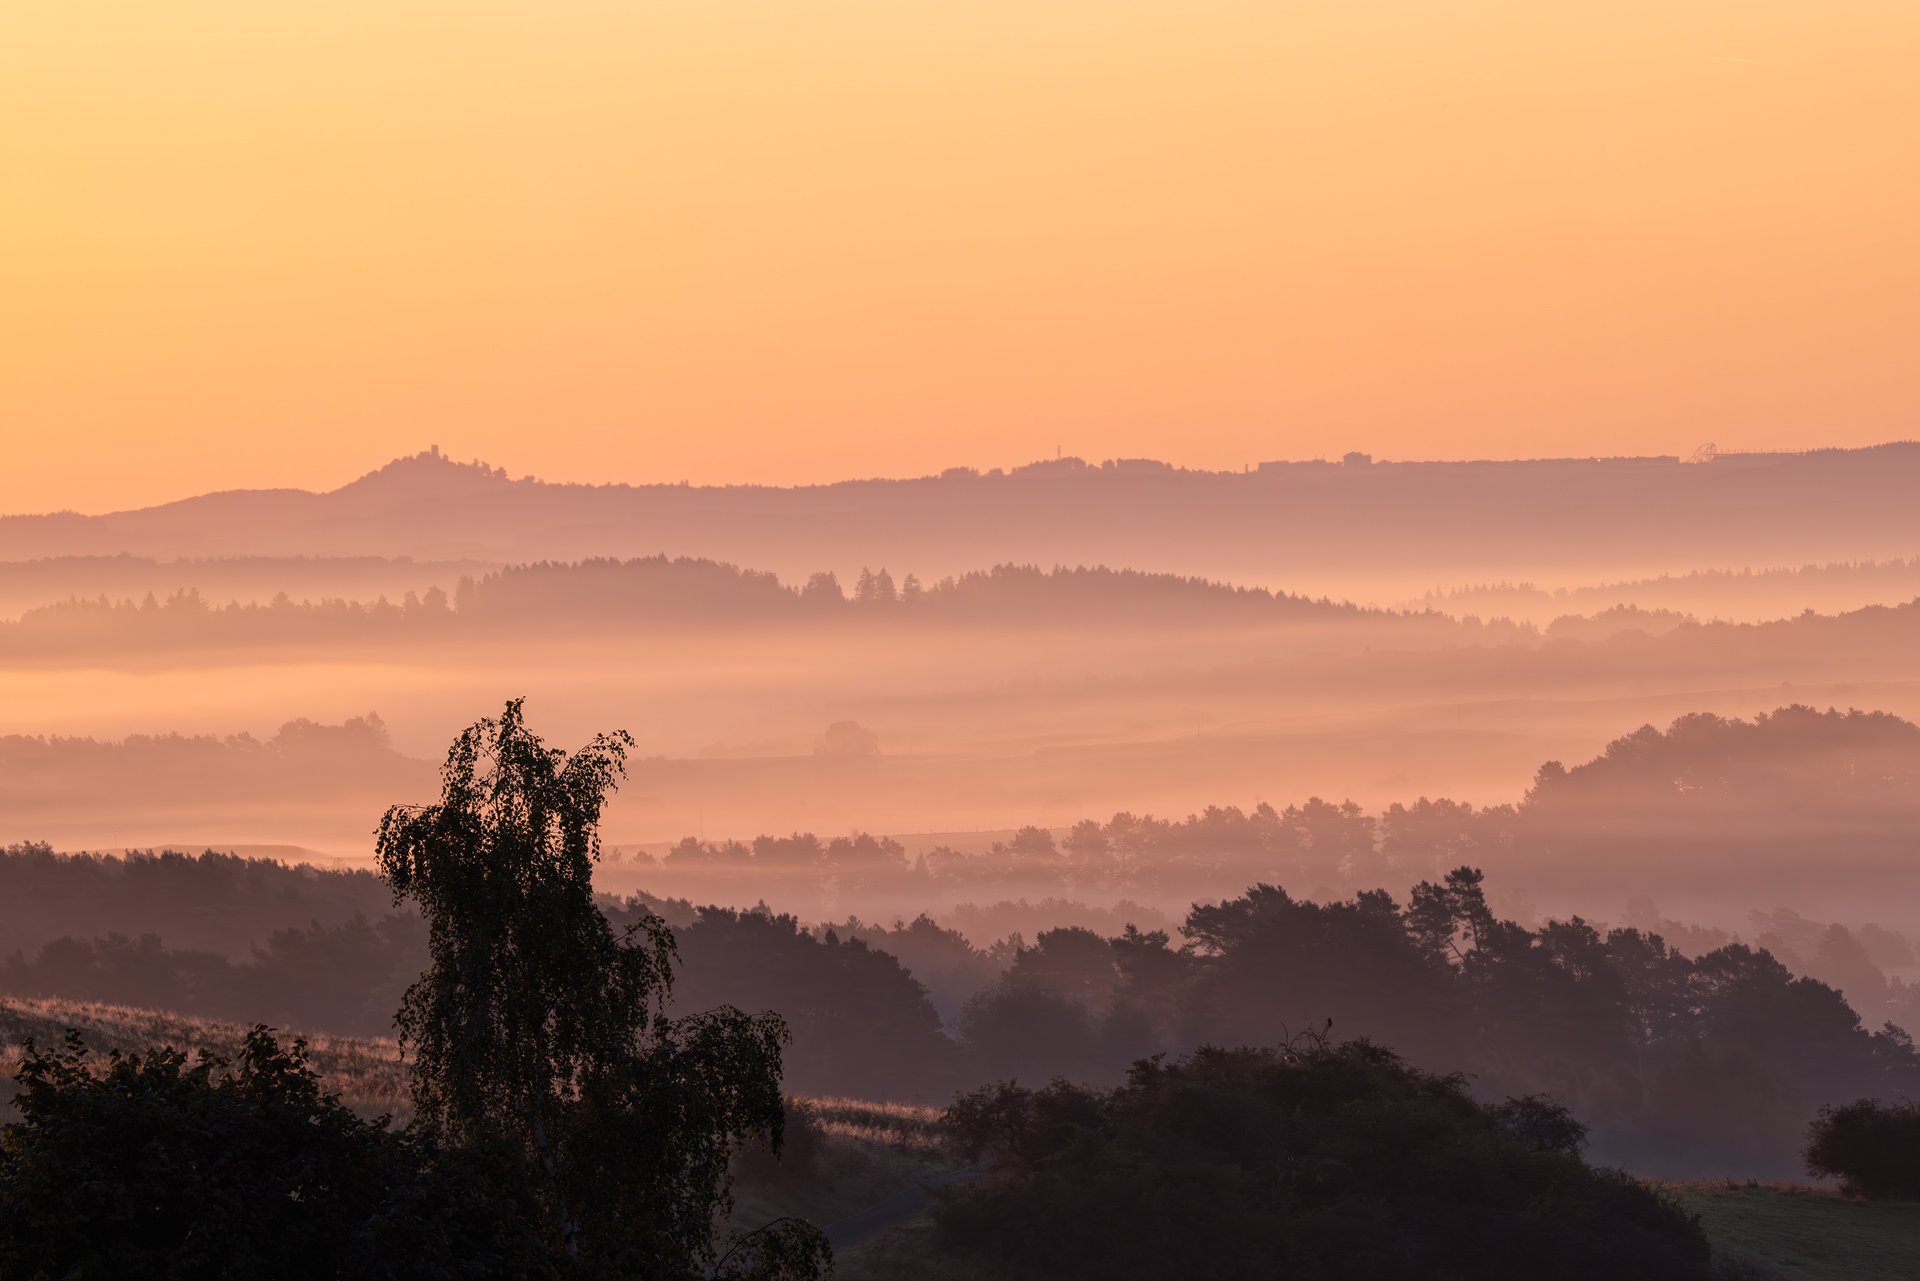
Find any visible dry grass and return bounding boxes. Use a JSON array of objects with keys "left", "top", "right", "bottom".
[
  {"left": 800, "top": 1096, "right": 946, "bottom": 1156},
  {"left": 0, "top": 995, "right": 410, "bottom": 1124}
]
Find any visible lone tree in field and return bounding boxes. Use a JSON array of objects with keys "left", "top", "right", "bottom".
[
  {"left": 376, "top": 699, "right": 827, "bottom": 1279},
  {"left": 1805, "top": 1096, "right": 1920, "bottom": 1199}
]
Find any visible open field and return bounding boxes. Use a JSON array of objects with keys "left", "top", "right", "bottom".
[
  {"left": 835, "top": 1183, "right": 1920, "bottom": 1281},
  {"left": 1662, "top": 1183, "right": 1920, "bottom": 1281}
]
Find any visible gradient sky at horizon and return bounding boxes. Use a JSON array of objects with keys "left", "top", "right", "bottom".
[{"left": 3, "top": 0, "right": 1916, "bottom": 515}]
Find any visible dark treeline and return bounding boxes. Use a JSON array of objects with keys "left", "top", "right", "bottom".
[
  {"left": 0, "top": 913, "right": 424, "bottom": 1039},
  {"left": 0, "top": 839, "right": 401, "bottom": 956},
  {"left": 0, "top": 558, "right": 1518, "bottom": 655},
  {"left": 660, "top": 871, "right": 1920, "bottom": 1177},
  {"left": 6, "top": 858, "right": 1913, "bottom": 1177},
  {"left": 965, "top": 873, "right": 1920, "bottom": 1178}
]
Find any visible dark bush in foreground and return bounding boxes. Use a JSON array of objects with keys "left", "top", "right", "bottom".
[
  {"left": 0, "top": 1027, "right": 551, "bottom": 1280},
  {"left": 933, "top": 1040, "right": 1713, "bottom": 1281},
  {"left": 1805, "top": 1098, "right": 1920, "bottom": 1199}
]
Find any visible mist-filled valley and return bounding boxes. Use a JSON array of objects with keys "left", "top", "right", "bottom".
[
  {"left": 10, "top": 445, "right": 1920, "bottom": 1272},
  {"left": 13, "top": 0, "right": 1920, "bottom": 1262},
  {"left": 11, "top": 506, "right": 1920, "bottom": 934}
]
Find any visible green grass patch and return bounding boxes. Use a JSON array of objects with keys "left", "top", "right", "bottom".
[{"left": 1663, "top": 1181, "right": 1920, "bottom": 1280}]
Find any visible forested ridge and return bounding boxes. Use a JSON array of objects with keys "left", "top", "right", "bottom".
[
  {"left": 9, "top": 445, "right": 1920, "bottom": 580},
  {"left": 0, "top": 558, "right": 1498, "bottom": 654},
  {"left": 10, "top": 558, "right": 1920, "bottom": 718}
]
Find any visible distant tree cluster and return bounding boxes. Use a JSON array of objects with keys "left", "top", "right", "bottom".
[
  {"left": 1543, "top": 603, "right": 1696, "bottom": 642},
  {"left": 1524, "top": 704, "right": 1920, "bottom": 830},
  {"left": 661, "top": 831, "right": 912, "bottom": 897},
  {"left": 649, "top": 706, "right": 1920, "bottom": 909}
]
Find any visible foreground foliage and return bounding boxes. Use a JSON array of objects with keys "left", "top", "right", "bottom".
[
  {"left": 1, "top": 702, "right": 829, "bottom": 1280},
  {"left": 933, "top": 1040, "right": 1714, "bottom": 1281},
  {"left": 0, "top": 1026, "right": 550, "bottom": 1280}
]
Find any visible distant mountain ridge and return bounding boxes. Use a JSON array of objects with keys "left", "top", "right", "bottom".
[{"left": 7, "top": 444, "right": 1920, "bottom": 589}]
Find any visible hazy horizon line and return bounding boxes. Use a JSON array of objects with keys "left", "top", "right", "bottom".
[{"left": 13, "top": 439, "right": 1913, "bottom": 522}]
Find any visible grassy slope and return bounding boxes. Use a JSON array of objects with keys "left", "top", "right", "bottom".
[
  {"left": 1, "top": 995, "right": 409, "bottom": 1124},
  {"left": 1663, "top": 1183, "right": 1920, "bottom": 1281}
]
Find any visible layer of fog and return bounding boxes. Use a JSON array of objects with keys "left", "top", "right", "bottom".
[{"left": 9, "top": 625, "right": 1920, "bottom": 938}]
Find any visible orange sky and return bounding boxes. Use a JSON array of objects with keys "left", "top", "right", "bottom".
[{"left": 2, "top": 0, "right": 1915, "bottom": 515}]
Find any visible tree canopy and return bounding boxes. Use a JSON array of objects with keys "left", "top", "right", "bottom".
[{"left": 374, "top": 699, "right": 826, "bottom": 1276}]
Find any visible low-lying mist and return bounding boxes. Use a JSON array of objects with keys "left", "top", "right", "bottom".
[{"left": 10, "top": 549, "right": 1920, "bottom": 1043}]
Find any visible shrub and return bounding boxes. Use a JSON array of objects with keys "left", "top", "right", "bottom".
[
  {"left": 932, "top": 1040, "right": 1714, "bottom": 1281},
  {"left": 0, "top": 1026, "right": 550, "bottom": 1281},
  {"left": 1804, "top": 1098, "right": 1920, "bottom": 1199}
]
